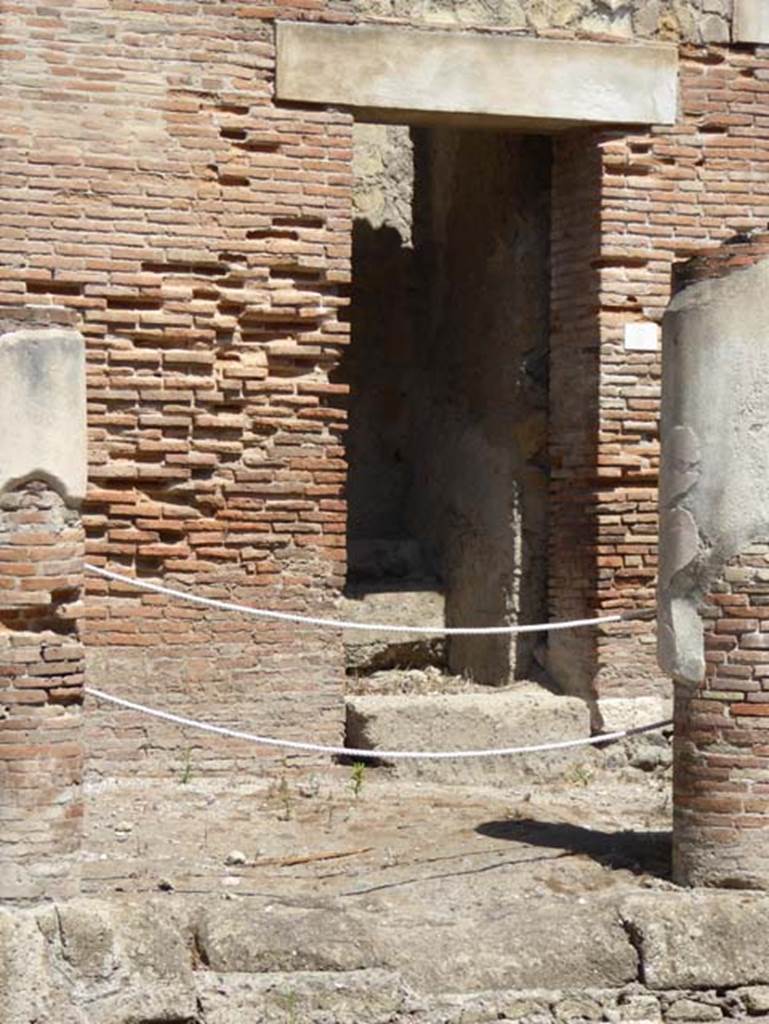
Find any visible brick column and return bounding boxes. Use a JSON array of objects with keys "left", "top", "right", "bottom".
[
  {"left": 659, "top": 234, "right": 769, "bottom": 888},
  {"left": 0, "top": 325, "right": 87, "bottom": 900},
  {"left": 674, "top": 547, "right": 769, "bottom": 887}
]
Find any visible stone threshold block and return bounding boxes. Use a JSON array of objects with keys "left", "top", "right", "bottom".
[
  {"left": 276, "top": 23, "right": 678, "bottom": 130},
  {"left": 5, "top": 893, "right": 769, "bottom": 1021},
  {"left": 345, "top": 688, "right": 591, "bottom": 782}
]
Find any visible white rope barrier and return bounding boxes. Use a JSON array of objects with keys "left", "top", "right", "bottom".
[
  {"left": 85, "top": 686, "right": 673, "bottom": 760},
  {"left": 85, "top": 564, "right": 623, "bottom": 636}
]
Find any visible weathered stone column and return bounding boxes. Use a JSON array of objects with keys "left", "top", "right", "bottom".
[
  {"left": 660, "top": 234, "right": 769, "bottom": 888},
  {"left": 0, "top": 325, "right": 87, "bottom": 900}
]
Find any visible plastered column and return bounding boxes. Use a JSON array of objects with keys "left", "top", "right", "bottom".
[
  {"left": 0, "top": 325, "right": 87, "bottom": 900},
  {"left": 660, "top": 235, "right": 769, "bottom": 888}
]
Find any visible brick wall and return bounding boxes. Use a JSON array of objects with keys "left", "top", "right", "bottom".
[{"left": 549, "top": 44, "right": 769, "bottom": 705}]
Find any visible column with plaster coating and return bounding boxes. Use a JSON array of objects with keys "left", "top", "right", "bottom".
[
  {"left": 660, "top": 234, "right": 769, "bottom": 888},
  {"left": 0, "top": 326, "right": 87, "bottom": 900}
]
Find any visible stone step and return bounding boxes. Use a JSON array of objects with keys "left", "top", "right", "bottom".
[
  {"left": 339, "top": 584, "right": 446, "bottom": 673},
  {"left": 345, "top": 689, "right": 672, "bottom": 783}
]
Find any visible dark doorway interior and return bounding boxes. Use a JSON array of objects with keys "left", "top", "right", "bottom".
[{"left": 339, "top": 125, "right": 552, "bottom": 684}]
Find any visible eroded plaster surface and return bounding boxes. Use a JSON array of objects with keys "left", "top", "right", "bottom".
[{"left": 0, "top": 328, "right": 87, "bottom": 504}]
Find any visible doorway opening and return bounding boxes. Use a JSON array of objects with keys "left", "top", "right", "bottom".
[{"left": 338, "top": 123, "right": 552, "bottom": 685}]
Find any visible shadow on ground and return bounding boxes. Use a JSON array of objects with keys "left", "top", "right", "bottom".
[{"left": 476, "top": 818, "right": 672, "bottom": 879}]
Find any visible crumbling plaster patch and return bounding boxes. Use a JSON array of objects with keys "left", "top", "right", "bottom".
[
  {"left": 733, "top": 0, "right": 769, "bottom": 42},
  {"left": 353, "top": 124, "right": 414, "bottom": 245},
  {"left": 334, "top": 0, "right": 732, "bottom": 43},
  {"left": 658, "top": 257, "right": 769, "bottom": 684}
]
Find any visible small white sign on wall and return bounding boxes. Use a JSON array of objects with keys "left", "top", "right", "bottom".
[{"left": 624, "top": 321, "right": 660, "bottom": 352}]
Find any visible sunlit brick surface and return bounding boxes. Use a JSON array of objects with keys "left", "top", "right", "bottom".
[
  {"left": 0, "top": 482, "right": 85, "bottom": 899},
  {"left": 674, "top": 546, "right": 769, "bottom": 888}
]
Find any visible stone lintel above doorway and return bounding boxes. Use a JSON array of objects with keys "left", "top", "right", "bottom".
[
  {"left": 734, "top": 0, "right": 769, "bottom": 43},
  {"left": 275, "top": 23, "right": 678, "bottom": 131}
]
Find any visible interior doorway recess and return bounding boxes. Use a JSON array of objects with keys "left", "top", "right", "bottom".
[
  {"left": 340, "top": 124, "right": 550, "bottom": 684},
  {"left": 276, "top": 22, "right": 678, "bottom": 687}
]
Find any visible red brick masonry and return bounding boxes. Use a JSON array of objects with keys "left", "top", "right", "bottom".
[
  {"left": 674, "top": 545, "right": 769, "bottom": 888},
  {"left": 0, "top": 481, "right": 85, "bottom": 899}
]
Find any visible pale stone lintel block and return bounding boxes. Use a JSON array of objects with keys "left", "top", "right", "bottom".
[
  {"left": 276, "top": 23, "right": 678, "bottom": 129},
  {"left": 0, "top": 328, "right": 87, "bottom": 504},
  {"left": 734, "top": 0, "right": 769, "bottom": 43}
]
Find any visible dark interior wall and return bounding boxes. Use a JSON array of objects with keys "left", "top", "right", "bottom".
[
  {"left": 345, "top": 219, "right": 416, "bottom": 545},
  {"left": 343, "top": 125, "right": 423, "bottom": 582},
  {"left": 408, "top": 129, "right": 551, "bottom": 681},
  {"left": 342, "top": 126, "right": 551, "bottom": 682}
]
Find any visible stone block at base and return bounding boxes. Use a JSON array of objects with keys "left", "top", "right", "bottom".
[
  {"left": 620, "top": 892, "right": 769, "bottom": 990},
  {"left": 345, "top": 688, "right": 591, "bottom": 783}
]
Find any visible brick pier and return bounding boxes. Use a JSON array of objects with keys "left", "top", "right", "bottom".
[
  {"left": 0, "top": 325, "right": 87, "bottom": 900},
  {"left": 661, "top": 235, "right": 769, "bottom": 888},
  {"left": 674, "top": 547, "right": 769, "bottom": 887}
]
